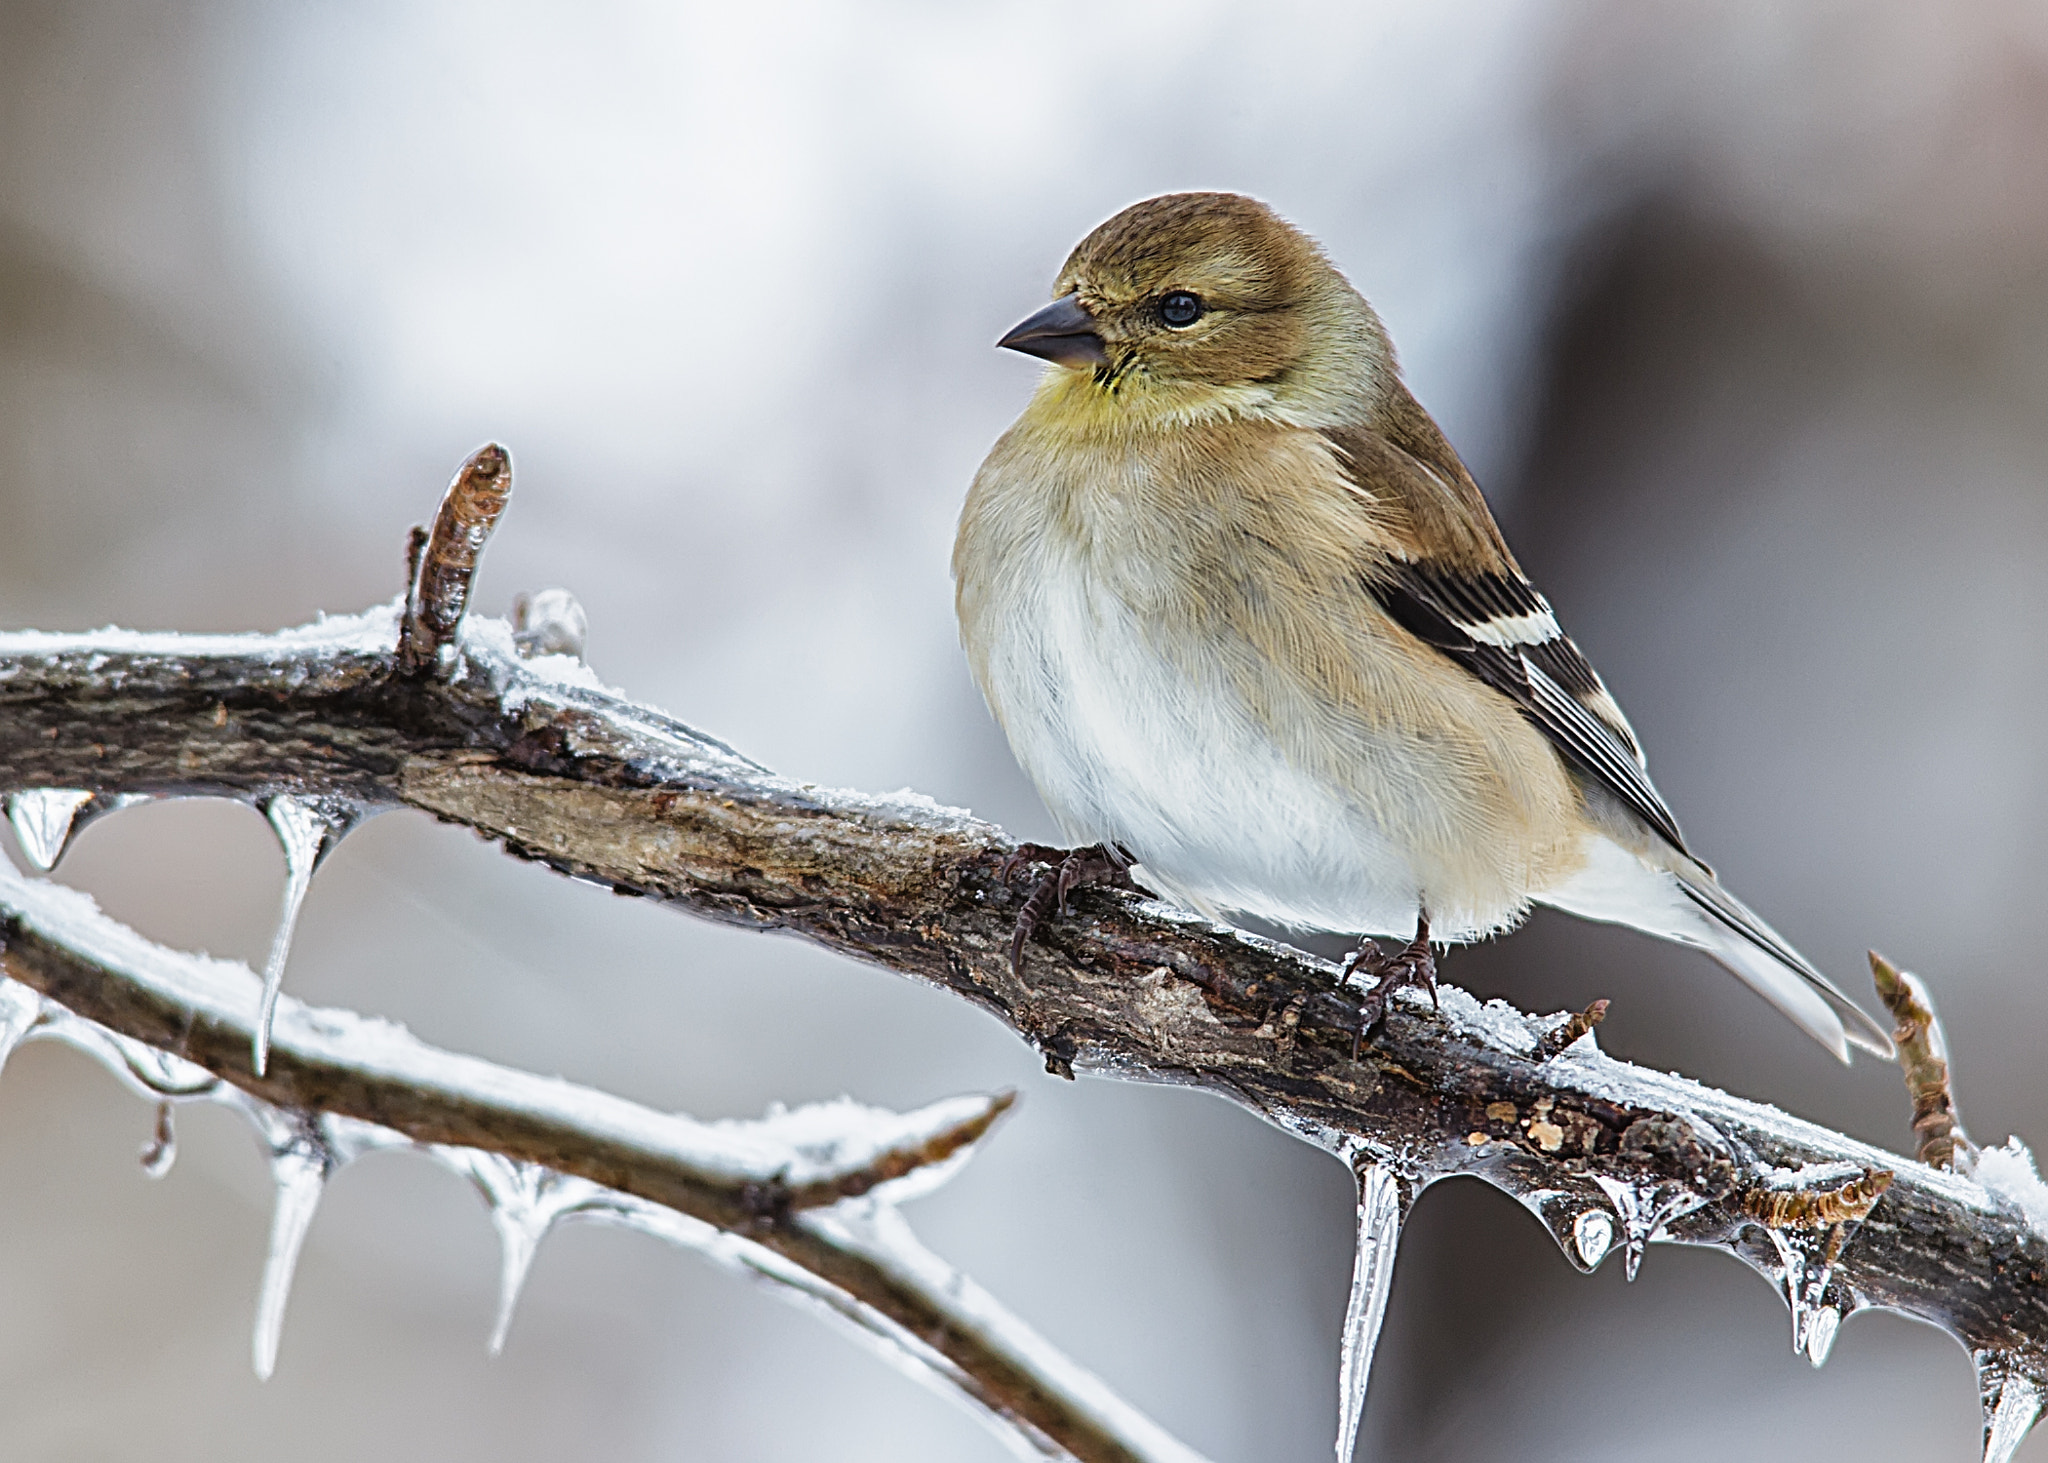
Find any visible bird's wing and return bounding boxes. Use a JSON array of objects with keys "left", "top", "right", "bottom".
[{"left": 1319, "top": 417, "right": 1691, "bottom": 856}]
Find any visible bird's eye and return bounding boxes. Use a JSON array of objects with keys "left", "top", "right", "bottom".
[{"left": 1158, "top": 291, "right": 1203, "bottom": 328}]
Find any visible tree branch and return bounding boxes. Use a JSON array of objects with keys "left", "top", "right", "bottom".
[
  {"left": 0, "top": 865, "right": 1203, "bottom": 1463},
  {"left": 3, "top": 454, "right": 2045, "bottom": 1457}
]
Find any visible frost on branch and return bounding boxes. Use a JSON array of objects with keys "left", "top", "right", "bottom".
[
  {"left": 0, "top": 864, "right": 1201, "bottom": 1463},
  {"left": 4, "top": 447, "right": 2047, "bottom": 1460}
]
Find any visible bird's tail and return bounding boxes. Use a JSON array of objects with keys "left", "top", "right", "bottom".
[{"left": 1673, "top": 867, "right": 1895, "bottom": 1064}]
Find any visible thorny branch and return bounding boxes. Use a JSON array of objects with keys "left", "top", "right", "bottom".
[
  {"left": 0, "top": 887, "right": 1013, "bottom": 1225},
  {"left": 2, "top": 448, "right": 2045, "bottom": 1460},
  {"left": 0, "top": 868, "right": 1191, "bottom": 1463}
]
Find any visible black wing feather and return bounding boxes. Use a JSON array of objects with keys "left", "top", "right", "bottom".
[{"left": 1368, "top": 559, "right": 1689, "bottom": 854}]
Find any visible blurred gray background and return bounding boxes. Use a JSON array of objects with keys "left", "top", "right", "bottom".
[{"left": 2, "top": 2, "right": 2044, "bottom": 1458}]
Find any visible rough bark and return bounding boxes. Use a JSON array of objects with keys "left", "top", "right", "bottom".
[{"left": 1, "top": 604, "right": 2042, "bottom": 1372}]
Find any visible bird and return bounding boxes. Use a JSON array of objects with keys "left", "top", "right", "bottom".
[{"left": 952, "top": 190, "right": 1893, "bottom": 1063}]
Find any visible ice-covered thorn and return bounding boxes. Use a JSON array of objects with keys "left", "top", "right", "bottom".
[
  {"left": 1976, "top": 1348, "right": 2047, "bottom": 1463},
  {"left": 253, "top": 1130, "right": 330, "bottom": 1379},
  {"left": 1755, "top": 1222, "right": 1854, "bottom": 1358},
  {"left": 487, "top": 1195, "right": 549, "bottom": 1356},
  {"left": 1870, "top": 952, "right": 1969, "bottom": 1169},
  {"left": 511, "top": 588, "right": 588, "bottom": 661},
  {"left": 447, "top": 1151, "right": 589, "bottom": 1356},
  {"left": 1804, "top": 1304, "right": 1840, "bottom": 1368},
  {"left": 1334, "top": 1163, "right": 1408, "bottom": 1463},
  {"left": 0, "top": 979, "right": 44, "bottom": 1082},
  {"left": 1592, "top": 1175, "right": 1706, "bottom": 1283},
  {"left": 776, "top": 1089, "right": 1019, "bottom": 1212},
  {"left": 481, "top": 1159, "right": 557, "bottom": 1356},
  {"left": 399, "top": 443, "right": 514, "bottom": 676},
  {"left": 139, "top": 1101, "right": 177, "bottom": 1179},
  {"left": 1517, "top": 1187, "right": 1620, "bottom": 1274},
  {"left": 1536, "top": 999, "right": 1609, "bottom": 1060},
  {"left": 254, "top": 795, "right": 361, "bottom": 1076},
  {"left": 6, "top": 789, "right": 95, "bottom": 872}
]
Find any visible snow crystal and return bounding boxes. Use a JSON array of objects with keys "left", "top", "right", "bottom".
[
  {"left": 1429, "top": 984, "right": 1541, "bottom": 1058},
  {"left": 1974, "top": 1139, "right": 2048, "bottom": 1235}
]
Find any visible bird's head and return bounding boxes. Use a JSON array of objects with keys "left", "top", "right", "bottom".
[{"left": 1000, "top": 192, "right": 1393, "bottom": 431}]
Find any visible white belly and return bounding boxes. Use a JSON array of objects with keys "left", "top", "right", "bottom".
[{"left": 977, "top": 565, "right": 1430, "bottom": 938}]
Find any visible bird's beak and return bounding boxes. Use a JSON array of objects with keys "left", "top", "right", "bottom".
[{"left": 997, "top": 293, "right": 1108, "bottom": 368}]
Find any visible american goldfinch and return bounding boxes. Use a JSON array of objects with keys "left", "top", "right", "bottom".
[{"left": 954, "top": 191, "right": 1893, "bottom": 1063}]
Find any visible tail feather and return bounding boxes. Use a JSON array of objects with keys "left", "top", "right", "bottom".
[
  {"left": 1535, "top": 835, "right": 1896, "bottom": 1064},
  {"left": 1674, "top": 870, "right": 1895, "bottom": 1063}
]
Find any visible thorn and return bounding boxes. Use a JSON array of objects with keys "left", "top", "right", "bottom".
[
  {"left": 6, "top": 789, "right": 94, "bottom": 872},
  {"left": 1870, "top": 951, "right": 1970, "bottom": 1169},
  {"left": 777, "top": 1089, "right": 1020, "bottom": 1210},
  {"left": 398, "top": 444, "right": 514, "bottom": 677},
  {"left": 1537, "top": 999, "right": 1610, "bottom": 1060}
]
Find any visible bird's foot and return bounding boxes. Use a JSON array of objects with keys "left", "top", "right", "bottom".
[
  {"left": 1006, "top": 843, "right": 1141, "bottom": 978},
  {"left": 1341, "top": 914, "right": 1436, "bottom": 1057}
]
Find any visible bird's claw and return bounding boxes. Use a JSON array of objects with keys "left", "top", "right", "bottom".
[
  {"left": 1343, "top": 915, "right": 1436, "bottom": 1058},
  {"left": 1006, "top": 843, "right": 1140, "bottom": 977}
]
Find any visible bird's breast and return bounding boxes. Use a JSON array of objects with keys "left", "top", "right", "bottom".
[{"left": 953, "top": 418, "right": 1586, "bottom": 938}]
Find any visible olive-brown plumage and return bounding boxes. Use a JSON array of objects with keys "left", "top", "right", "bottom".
[{"left": 957, "top": 192, "right": 1892, "bottom": 1061}]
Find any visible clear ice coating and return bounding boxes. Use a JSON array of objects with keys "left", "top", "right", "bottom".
[
  {"left": 1592, "top": 1176, "right": 1707, "bottom": 1283},
  {"left": 1334, "top": 1164, "right": 1406, "bottom": 1463},
  {"left": 6, "top": 789, "right": 94, "bottom": 871},
  {"left": 1976, "top": 1349, "right": 2047, "bottom": 1463},
  {"left": 255, "top": 795, "right": 359, "bottom": 1076},
  {"left": 1573, "top": 1209, "right": 1615, "bottom": 1271}
]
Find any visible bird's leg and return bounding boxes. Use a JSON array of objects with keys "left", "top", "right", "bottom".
[
  {"left": 1006, "top": 843, "right": 1141, "bottom": 978},
  {"left": 1342, "top": 911, "right": 1437, "bottom": 1057}
]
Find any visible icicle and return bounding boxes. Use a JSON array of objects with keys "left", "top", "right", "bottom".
[
  {"left": 6, "top": 789, "right": 94, "bottom": 871},
  {"left": 1976, "top": 1349, "right": 2047, "bottom": 1463},
  {"left": 236, "top": 1106, "right": 406, "bottom": 1380},
  {"left": 482, "top": 1159, "right": 559, "bottom": 1355},
  {"left": 1803, "top": 1303, "right": 1840, "bottom": 1368},
  {"left": 252, "top": 1121, "right": 331, "bottom": 1380},
  {"left": 449, "top": 1150, "right": 604, "bottom": 1355},
  {"left": 1591, "top": 1176, "right": 1706, "bottom": 1282},
  {"left": 1759, "top": 1223, "right": 1846, "bottom": 1359},
  {"left": 254, "top": 795, "right": 359, "bottom": 1076},
  {"left": 139, "top": 1101, "right": 177, "bottom": 1178},
  {"left": 1334, "top": 1164, "right": 1406, "bottom": 1463}
]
